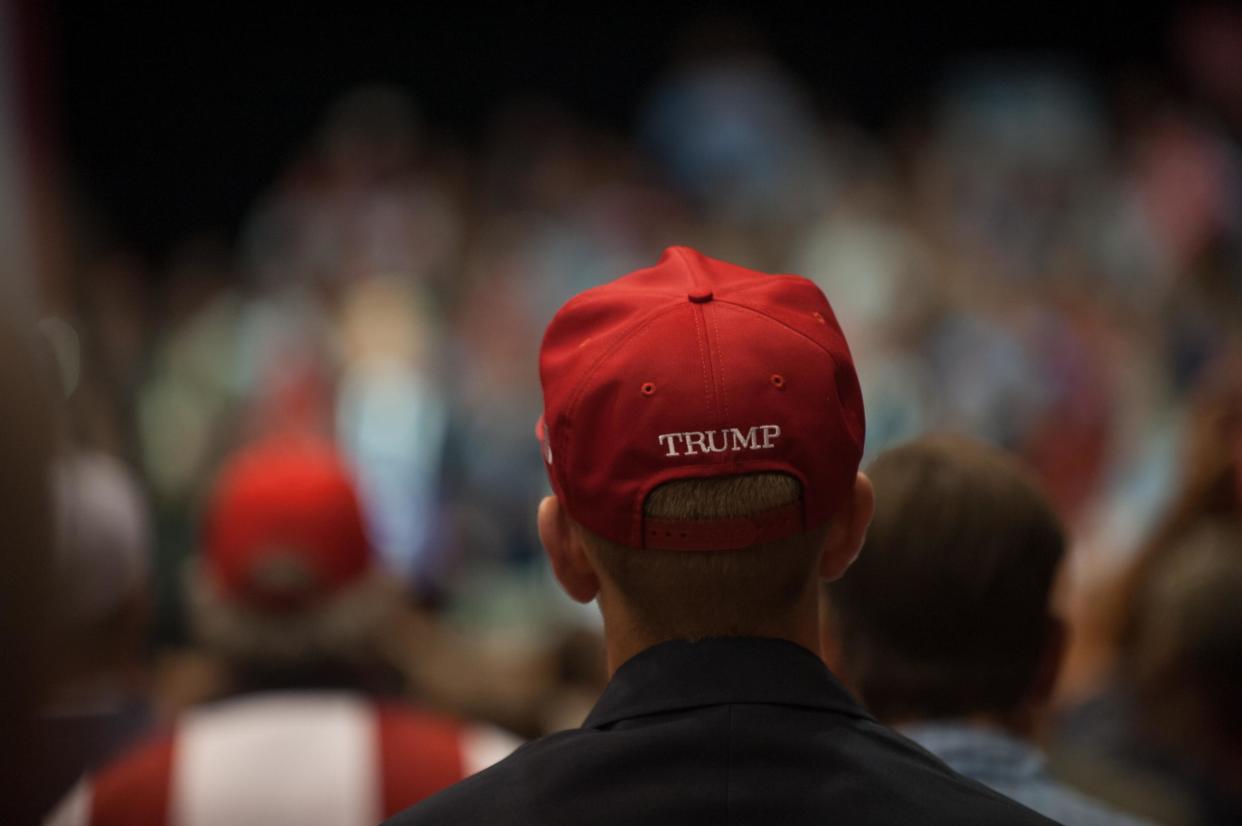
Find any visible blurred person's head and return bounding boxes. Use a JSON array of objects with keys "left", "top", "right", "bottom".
[
  {"left": 1128, "top": 519, "right": 1242, "bottom": 797},
  {"left": 534, "top": 247, "right": 874, "bottom": 673},
  {"left": 929, "top": 62, "right": 1106, "bottom": 279},
  {"left": 1101, "top": 356, "right": 1242, "bottom": 805},
  {"left": 187, "top": 437, "right": 403, "bottom": 688},
  {"left": 640, "top": 31, "right": 832, "bottom": 228},
  {"left": 1111, "top": 353, "right": 1242, "bottom": 658},
  {"left": 50, "top": 451, "right": 152, "bottom": 693},
  {"left": 822, "top": 436, "right": 1066, "bottom": 733}
]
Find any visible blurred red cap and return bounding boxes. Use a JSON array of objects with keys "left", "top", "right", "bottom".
[
  {"left": 538, "top": 246, "right": 865, "bottom": 550},
  {"left": 203, "top": 439, "right": 373, "bottom": 611}
]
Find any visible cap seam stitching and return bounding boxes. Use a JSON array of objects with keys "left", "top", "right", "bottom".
[
  {"left": 713, "top": 273, "right": 818, "bottom": 299},
  {"left": 714, "top": 299, "right": 846, "bottom": 359},
  {"left": 559, "top": 302, "right": 689, "bottom": 524},
  {"left": 708, "top": 303, "right": 730, "bottom": 447},
  {"left": 690, "top": 301, "right": 717, "bottom": 496},
  {"left": 713, "top": 300, "right": 863, "bottom": 469},
  {"left": 563, "top": 302, "right": 689, "bottom": 414}
]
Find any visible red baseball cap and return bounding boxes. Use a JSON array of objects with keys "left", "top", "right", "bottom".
[
  {"left": 202, "top": 438, "right": 373, "bottom": 611},
  {"left": 538, "top": 246, "right": 865, "bottom": 551}
]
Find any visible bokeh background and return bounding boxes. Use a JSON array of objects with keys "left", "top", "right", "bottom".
[{"left": 5, "top": 2, "right": 1242, "bottom": 823}]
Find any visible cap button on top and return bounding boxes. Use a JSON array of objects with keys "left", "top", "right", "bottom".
[{"left": 687, "top": 289, "right": 714, "bottom": 303}]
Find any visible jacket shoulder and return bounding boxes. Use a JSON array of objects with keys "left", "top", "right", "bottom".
[{"left": 384, "top": 731, "right": 571, "bottom": 825}]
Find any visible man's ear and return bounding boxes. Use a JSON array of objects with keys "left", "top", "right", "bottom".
[
  {"left": 819, "top": 472, "right": 875, "bottom": 582},
  {"left": 538, "top": 496, "right": 600, "bottom": 604}
]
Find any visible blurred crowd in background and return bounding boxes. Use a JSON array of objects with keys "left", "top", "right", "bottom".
[{"left": 5, "top": 3, "right": 1242, "bottom": 824}]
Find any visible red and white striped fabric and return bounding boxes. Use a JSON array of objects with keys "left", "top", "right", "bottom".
[{"left": 46, "top": 692, "right": 520, "bottom": 826}]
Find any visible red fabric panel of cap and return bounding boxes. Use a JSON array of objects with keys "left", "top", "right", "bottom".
[
  {"left": 538, "top": 246, "right": 865, "bottom": 550},
  {"left": 203, "top": 438, "right": 372, "bottom": 610}
]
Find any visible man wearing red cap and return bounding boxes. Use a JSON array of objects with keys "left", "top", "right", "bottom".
[
  {"left": 388, "top": 247, "right": 1053, "bottom": 824},
  {"left": 48, "top": 439, "right": 517, "bottom": 826}
]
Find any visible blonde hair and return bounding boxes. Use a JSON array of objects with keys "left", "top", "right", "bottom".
[
  {"left": 582, "top": 473, "right": 827, "bottom": 640},
  {"left": 642, "top": 473, "right": 802, "bottom": 520}
]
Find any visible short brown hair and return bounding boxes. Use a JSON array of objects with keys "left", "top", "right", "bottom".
[
  {"left": 1128, "top": 520, "right": 1242, "bottom": 766},
  {"left": 825, "top": 437, "right": 1064, "bottom": 721},
  {"left": 582, "top": 473, "right": 829, "bottom": 640}
]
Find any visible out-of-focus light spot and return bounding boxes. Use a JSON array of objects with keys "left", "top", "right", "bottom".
[{"left": 38, "top": 316, "right": 81, "bottom": 398}]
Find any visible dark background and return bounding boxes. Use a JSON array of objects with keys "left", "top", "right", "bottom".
[{"left": 57, "top": 3, "right": 1178, "bottom": 260}]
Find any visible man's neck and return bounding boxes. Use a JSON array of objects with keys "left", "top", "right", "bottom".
[{"left": 599, "top": 603, "right": 823, "bottom": 677}]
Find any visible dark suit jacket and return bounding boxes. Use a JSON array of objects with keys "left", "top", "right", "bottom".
[{"left": 387, "top": 637, "right": 1058, "bottom": 825}]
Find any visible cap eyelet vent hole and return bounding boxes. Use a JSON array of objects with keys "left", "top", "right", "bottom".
[
  {"left": 770, "top": 374, "right": 786, "bottom": 389},
  {"left": 812, "top": 312, "right": 826, "bottom": 325},
  {"left": 640, "top": 381, "right": 656, "bottom": 396}
]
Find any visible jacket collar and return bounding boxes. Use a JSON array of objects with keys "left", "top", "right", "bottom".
[{"left": 583, "top": 636, "right": 873, "bottom": 729}]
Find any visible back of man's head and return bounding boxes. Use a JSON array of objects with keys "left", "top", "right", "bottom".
[
  {"left": 1128, "top": 520, "right": 1242, "bottom": 781},
  {"left": 824, "top": 436, "right": 1065, "bottom": 723},
  {"left": 189, "top": 437, "right": 401, "bottom": 678},
  {"left": 582, "top": 473, "right": 831, "bottom": 640},
  {"left": 536, "top": 247, "right": 871, "bottom": 659}
]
